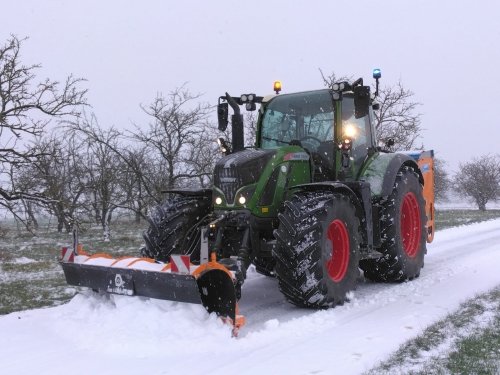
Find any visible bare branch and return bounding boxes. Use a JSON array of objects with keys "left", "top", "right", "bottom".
[
  {"left": 0, "top": 35, "right": 88, "bottom": 208},
  {"left": 320, "top": 69, "right": 422, "bottom": 151}
]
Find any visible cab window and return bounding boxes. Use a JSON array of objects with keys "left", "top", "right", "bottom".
[
  {"left": 260, "top": 90, "right": 334, "bottom": 152},
  {"left": 342, "top": 97, "right": 372, "bottom": 167}
]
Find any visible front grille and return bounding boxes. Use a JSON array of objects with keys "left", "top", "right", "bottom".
[
  {"left": 214, "top": 149, "right": 275, "bottom": 203},
  {"left": 215, "top": 167, "right": 241, "bottom": 203}
]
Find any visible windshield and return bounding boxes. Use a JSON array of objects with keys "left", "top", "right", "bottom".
[{"left": 260, "top": 89, "right": 334, "bottom": 152}]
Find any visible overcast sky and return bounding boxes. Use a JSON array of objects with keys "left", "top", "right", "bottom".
[{"left": 3, "top": 0, "right": 499, "bottom": 171}]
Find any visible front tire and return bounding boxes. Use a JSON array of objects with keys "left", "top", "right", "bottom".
[
  {"left": 273, "top": 191, "right": 360, "bottom": 308},
  {"left": 360, "top": 167, "right": 427, "bottom": 281},
  {"left": 142, "top": 194, "right": 212, "bottom": 262}
]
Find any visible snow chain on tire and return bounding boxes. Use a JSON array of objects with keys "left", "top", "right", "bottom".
[
  {"left": 273, "top": 190, "right": 360, "bottom": 308},
  {"left": 360, "top": 167, "right": 427, "bottom": 282},
  {"left": 142, "top": 194, "right": 212, "bottom": 263}
]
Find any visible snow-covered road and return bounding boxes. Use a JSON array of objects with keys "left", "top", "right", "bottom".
[{"left": 1, "top": 219, "right": 499, "bottom": 375}]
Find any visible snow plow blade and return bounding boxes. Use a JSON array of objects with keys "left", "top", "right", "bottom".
[{"left": 60, "top": 248, "right": 245, "bottom": 334}]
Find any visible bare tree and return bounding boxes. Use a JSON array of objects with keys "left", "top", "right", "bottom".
[
  {"left": 454, "top": 155, "right": 500, "bottom": 211},
  {"left": 185, "top": 130, "right": 220, "bottom": 188},
  {"left": 24, "top": 133, "right": 88, "bottom": 232},
  {"left": 320, "top": 69, "right": 422, "bottom": 151},
  {"left": 243, "top": 111, "right": 258, "bottom": 147},
  {"left": 77, "top": 115, "right": 126, "bottom": 240},
  {"left": 118, "top": 146, "right": 153, "bottom": 223},
  {"left": 434, "top": 157, "right": 451, "bottom": 201},
  {"left": 373, "top": 82, "right": 422, "bottom": 151},
  {"left": 0, "top": 35, "right": 87, "bottom": 203},
  {"left": 133, "top": 86, "right": 214, "bottom": 191},
  {"left": 10, "top": 165, "right": 41, "bottom": 231},
  {"left": 68, "top": 116, "right": 158, "bottom": 222},
  {"left": 69, "top": 87, "right": 219, "bottom": 226},
  {"left": 2, "top": 165, "right": 39, "bottom": 232}
]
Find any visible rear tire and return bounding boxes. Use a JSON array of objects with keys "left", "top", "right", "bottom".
[
  {"left": 273, "top": 191, "right": 360, "bottom": 308},
  {"left": 360, "top": 167, "right": 427, "bottom": 281},
  {"left": 142, "top": 194, "right": 212, "bottom": 263}
]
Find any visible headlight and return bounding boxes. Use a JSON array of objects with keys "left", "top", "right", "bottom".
[
  {"left": 343, "top": 123, "right": 358, "bottom": 138},
  {"left": 215, "top": 197, "right": 223, "bottom": 205},
  {"left": 236, "top": 185, "right": 256, "bottom": 206}
]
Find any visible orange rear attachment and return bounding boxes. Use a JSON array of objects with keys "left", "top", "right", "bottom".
[{"left": 417, "top": 152, "right": 435, "bottom": 243}]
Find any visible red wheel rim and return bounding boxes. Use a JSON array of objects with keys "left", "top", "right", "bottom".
[
  {"left": 401, "top": 192, "right": 421, "bottom": 258},
  {"left": 326, "top": 219, "right": 350, "bottom": 282}
]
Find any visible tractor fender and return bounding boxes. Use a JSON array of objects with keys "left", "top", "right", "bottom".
[
  {"left": 290, "top": 182, "right": 364, "bottom": 219},
  {"left": 361, "top": 153, "right": 423, "bottom": 198}
]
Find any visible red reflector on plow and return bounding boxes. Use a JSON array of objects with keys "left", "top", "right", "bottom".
[
  {"left": 61, "top": 247, "right": 74, "bottom": 263},
  {"left": 170, "top": 255, "right": 190, "bottom": 274}
]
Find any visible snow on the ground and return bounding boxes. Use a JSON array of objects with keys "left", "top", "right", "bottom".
[
  {"left": 1, "top": 219, "right": 500, "bottom": 375},
  {"left": 12, "top": 257, "right": 37, "bottom": 264}
]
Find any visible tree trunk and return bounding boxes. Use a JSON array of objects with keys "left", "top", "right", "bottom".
[
  {"left": 57, "top": 217, "right": 64, "bottom": 233},
  {"left": 25, "top": 202, "right": 39, "bottom": 231},
  {"left": 476, "top": 197, "right": 487, "bottom": 211},
  {"left": 102, "top": 208, "right": 114, "bottom": 242}
]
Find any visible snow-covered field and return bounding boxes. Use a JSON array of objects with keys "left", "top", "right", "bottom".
[{"left": 1, "top": 219, "right": 499, "bottom": 375}]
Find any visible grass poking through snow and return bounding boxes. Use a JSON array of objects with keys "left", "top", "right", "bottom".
[
  {"left": 365, "top": 286, "right": 500, "bottom": 375},
  {"left": 0, "top": 221, "right": 144, "bottom": 315},
  {"left": 435, "top": 209, "right": 500, "bottom": 231}
]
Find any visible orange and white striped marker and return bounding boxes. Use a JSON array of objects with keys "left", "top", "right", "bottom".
[{"left": 170, "top": 255, "right": 190, "bottom": 274}]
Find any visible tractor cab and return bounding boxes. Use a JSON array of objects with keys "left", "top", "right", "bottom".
[{"left": 256, "top": 89, "right": 377, "bottom": 182}]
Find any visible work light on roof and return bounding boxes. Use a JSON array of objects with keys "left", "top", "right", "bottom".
[{"left": 332, "top": 82, "right": 346, "bottom": 92}]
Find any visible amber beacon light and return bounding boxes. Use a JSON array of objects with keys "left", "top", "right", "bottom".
[{"left": 273, "top": 80, "right": 282, "bottom": 94}]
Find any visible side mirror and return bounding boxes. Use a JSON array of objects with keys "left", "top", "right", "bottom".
[
  {"left": 353, "top": 85, "right": 370, "bottom": 119},
  {"left": 217, "top": 102, "right": 229, "bottom": 131}
]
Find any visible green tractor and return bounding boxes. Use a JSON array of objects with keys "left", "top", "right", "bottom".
[{"left": 141, "top": 69, "right": 435, "bottom": 308}]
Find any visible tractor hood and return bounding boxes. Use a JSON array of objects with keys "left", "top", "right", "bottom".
[{"left": 213, "top": 149, "right": 276, "bottom": 204}]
